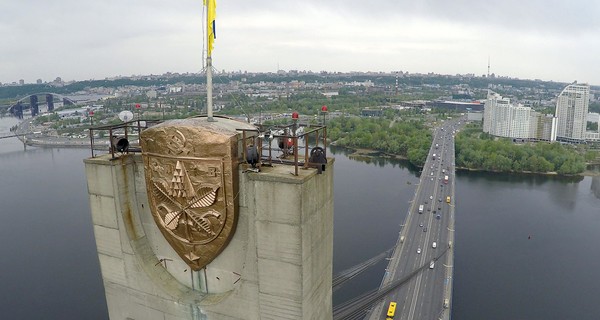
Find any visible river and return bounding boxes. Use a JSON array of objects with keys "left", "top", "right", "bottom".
[{"left": 1, "top": 117, "right": 599, "bottom": 319}]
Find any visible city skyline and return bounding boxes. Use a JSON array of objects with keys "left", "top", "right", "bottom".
[{"left": 2, "top": 1, "right": 600, "bottom": 85}]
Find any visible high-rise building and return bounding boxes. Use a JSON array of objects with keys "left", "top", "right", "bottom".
[
  {"left": 555, "top": 83, "right": 589, "bottom": 141},
  {"left": 484, "top": 90, "right": 531, "bottom": 138},
  {"left": 483, "top": 90, "right": 557, "bottom": 141},
  {"left": 530, "top": 111, "right": 557, "bottom": 142}
]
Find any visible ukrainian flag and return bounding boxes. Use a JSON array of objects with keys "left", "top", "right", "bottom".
[{"left": 205, "top": 0, "right": 216, "bottom": 57}]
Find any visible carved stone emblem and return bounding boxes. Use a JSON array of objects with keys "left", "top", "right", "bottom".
[{"left": 141, "top": 120, "right": 240, "bottom": 271}]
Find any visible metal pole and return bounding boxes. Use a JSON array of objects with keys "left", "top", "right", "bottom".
[
  {"left": 323, "top": 126, "right": 327, "bottom": 157},
  {"left": 89, "top": 128, "right": 94, "bottom": 157},
  {"left": 268, "top": 136, "right": 272, "bottom": 166},
  {"left": 304, "top": 133, "right": 309, "bottom": 169},
  {"left": 207, "top": 58, "right": 215, "bottom": 122},
  {"left": 242, "top": 130, "right": 247, "bottom": 165},
  {"left": 124, "top": 125, "right": 129, "bottom": 155},
  {"left": 294, "top": 137, "right": 298, "bottom": 176},
  {"left": 109, "top": 128, "right": 115, "bottom": 159}
]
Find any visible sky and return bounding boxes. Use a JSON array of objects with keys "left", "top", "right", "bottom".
[{"left": 2, "top": 0, "right": 600, "bottom": 85}]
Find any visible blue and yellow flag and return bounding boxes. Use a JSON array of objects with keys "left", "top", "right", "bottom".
[{"left": 205, "top": 0, "right": 216, "bottom": 57}]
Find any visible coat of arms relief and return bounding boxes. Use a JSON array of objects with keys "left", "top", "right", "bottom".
[{"left": 141, "top": 123, "right": 239, "bottom": 271}]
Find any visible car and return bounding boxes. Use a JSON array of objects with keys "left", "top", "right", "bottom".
[
  {"left": 438, "top": 207, "right": 442, "bottom": 210},
  {"left": 423, "top": 227, "right": 427, "bottom": 232},
  {"left": 419, "top": 223, "right": 423, "bottom": 227},
  {"left": 429, "top": 196, "right": 433, "bottom": 200},
  {"left": 431, "top": 177, "right": 434, "bottom": 181},
  {"left": 417, "top": 248, "right": 421, "bottom": 254},
  {"left": 438, "top": 198, "right": 442, "bottom": 202},
  {"left": 429, "top": 261, "right": 435, "bottom": 269},
  {"left": 432, "top": 242, "right": 437, "bottom": 248},
  {"left": 430, "top": 172, "right": 434, "bottom": 176},
  {"left": 425, "top": 200, "right": 428, "bottom": 204}
]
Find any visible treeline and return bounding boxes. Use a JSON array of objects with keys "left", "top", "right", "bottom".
[
  {"left": 327, "top": 116, "right": 432, "bottom": 167},
  {"left": 219, "top": 90, "right": 434, "bottom": 117},
  {"left": 455, "top": 126, "right": 590, "bottom": 175}
]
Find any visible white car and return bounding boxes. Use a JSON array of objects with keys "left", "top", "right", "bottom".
[
  {"left": 429, "top": 261, "right": 435, "bottom": 269},
  {"left": 432, "top": 242, "right": 437, "bottom": 248},
  {"left": 417, "top": 248, "right": 421, "bottom": 254},
  {"left": 429, "top": 196, "right": 433, "bottom": 200}
]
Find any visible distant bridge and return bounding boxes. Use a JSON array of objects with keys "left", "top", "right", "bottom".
[
  {"left": 9, "top": 93, "right": 77, "bottom": 118},
  {"left": 0, "top": 133, "right": 26, "bottom": 140}
]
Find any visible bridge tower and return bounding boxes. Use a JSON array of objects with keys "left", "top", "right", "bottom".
[
  {"left": 30, "top": 95, "right": 39, "bottom": 117},
  {"left": 15, "top": 102, "right": 23, "bottom": 119},
  {"left": 84, "top": 117, "right": 334, "bottom": 320},
  {"left": 46, "top": 94, "right": 54, "bottom": 112}
]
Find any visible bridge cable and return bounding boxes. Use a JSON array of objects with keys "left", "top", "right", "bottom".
[
  {"left": 333, "top": 248, "right": 448, "bottom": 320},
  {"left": 332, "top": 247, "right": 394, "bottom": 292}
]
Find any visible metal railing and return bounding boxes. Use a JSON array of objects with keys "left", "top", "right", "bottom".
[
  {"left": 88, "top": 119, "right": 161, "bottom": 159},
  {"left": 88, "top": 119, "right": 328, "bottom": 176},
  {"left": 238, "top": 123, "right": 328, "bottom": 176}
]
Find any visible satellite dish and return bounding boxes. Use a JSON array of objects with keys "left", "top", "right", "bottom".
[{"left": 118, "top": 110, "right": 134, "bottom": 122}]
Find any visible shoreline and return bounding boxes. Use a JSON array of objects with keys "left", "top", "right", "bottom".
[
  {"left": 10, "top": 121, "right": 599, "bottom": 177},
  {"left": 13, "top": 118, "right": 108, "bottom": 150},
  {"left": 350, "top": 148, "right": 409, "bottom": 161},
  {"left": 338, "top": 145, "right": 598, "bottom": 177}
]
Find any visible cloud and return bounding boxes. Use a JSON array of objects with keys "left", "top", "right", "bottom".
[
  {"left": 1, "top": 0, "right": 599, "bottom": 84},
  {"left": 247, "top": 0, "right": 600, "bottom": 35}
]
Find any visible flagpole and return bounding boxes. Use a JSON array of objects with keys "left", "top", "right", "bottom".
[
  {"left": 207, "top": 56, "right": 214, "bottom": 122},
  {"left": 206, "top": 0, "right": 215, "bottom": 122}
]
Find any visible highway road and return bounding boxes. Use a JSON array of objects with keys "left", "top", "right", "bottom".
[{"left": 367, "top": 117, "right": 463, "bottom": 320}]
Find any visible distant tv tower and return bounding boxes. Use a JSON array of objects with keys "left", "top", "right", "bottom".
[
  {"left": 487, "top": 56, "right": 490, "bottom": 78},
  {"left": 395, "top": 72, "right": 399, "bottom": 96}
]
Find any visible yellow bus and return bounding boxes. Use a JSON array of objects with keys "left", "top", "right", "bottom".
[
  {"left": 386, "top": 301, "right": 397, "bottom": 318},
  {"left": 446, "top": 196, "right": 451, "bottom": 203}
]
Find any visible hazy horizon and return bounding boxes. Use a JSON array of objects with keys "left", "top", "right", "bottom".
[{"left": 2, "top": 1, "right": 599, "bottom": 85}]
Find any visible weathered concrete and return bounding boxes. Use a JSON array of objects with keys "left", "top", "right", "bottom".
[{"left": 85, "top": 149, "right": 333, "bottom": 319}]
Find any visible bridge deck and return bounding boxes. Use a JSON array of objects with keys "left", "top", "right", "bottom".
[{"left": 364, "top": 118, "right": 462, "bottom": 320}]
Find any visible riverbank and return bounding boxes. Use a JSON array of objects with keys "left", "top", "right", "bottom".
[
  {"left": 454, "top": 166, "right": 599, "bottom": 178},
  {"left": 340, "top": 145, "right": 599, "bottom": 177},
  {"left": 350, "top": 148, "right": 409, "bottom": 160},
  {"left": 22, "top": 136, "right": 94, "bottom": 149},
  {"left": 12, "top": 116, "right": 104, "bottom": 149}
]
